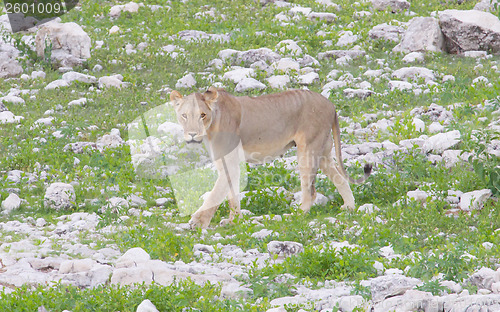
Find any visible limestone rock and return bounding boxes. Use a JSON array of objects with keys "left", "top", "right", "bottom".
[
  {"left": 372, "top": 0, "right": 410, "bottom": 12},
  {"left": 62, "top": 71, "right": 97, "bottom": 84},
  {"left": 368, "top": 274, "right": 422, "bottom": 302},
  {"left": 392, "top": 67, "right": 435, "bottom": 82},
  {"left": 1, "top": 193, "right": 22, "bottom": 213},
  {"left": 109, "top": 2, "right": 141, "bottom": 18},
  {"left": 35, "top": 22, "right": 91, "bottom": 68},
  {"left": 223, "top": 67, "right": 255, "bottom": 83},
  {"left": 175, "top": 73, "right": 196, "bottom": 89},
  {"left": 422, "top": 130, "right": 461, "bottom": 154},
  {"left": 99, "top": 74, "right": 126, "bottom": 89},
  {"left": 0, "top": 42, "right": 23, "bottom": 78},
  {"left": 266, "top": 75, "right": 290, "bottom": 89},
  {"left": 43, "top": 182, "right": 76, "bottom": 210},
  {"left": 268, "top": 241, "right": 304, "bottom": 257},
  {"left": 439, "top": 10, "right": 500, "bottom": 54},
  {"left": 235, "top": 78, "right": 266, "bottom": 92},
  {"left": 458, "top": 189, "right": 493, "bottom": 211},
  {"left": 394, "top": 17, "right": 445, "bottom": 53},
  {"left": 136, "top": 299, "right": 159, "bottom": 312},
  {"left": 369, "top": 23, "right": 405, "bottom": 42}
]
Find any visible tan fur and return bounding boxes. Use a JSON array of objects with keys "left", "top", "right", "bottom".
[{"left": 170, "top": 87, "right": 371, "bottom": 229}]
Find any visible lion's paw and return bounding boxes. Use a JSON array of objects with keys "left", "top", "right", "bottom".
[
  {"left": 219, "top": 218, "right": 232, "bottom": 227},
  {"left": 341, "top": 203, "right": 355, "bottom": 210}
]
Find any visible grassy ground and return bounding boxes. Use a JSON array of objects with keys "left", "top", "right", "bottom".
[{"left": 0, "top": 0, "right": 499, "bottom": 311}]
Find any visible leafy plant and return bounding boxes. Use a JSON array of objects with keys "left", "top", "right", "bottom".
[
  {"left": 465, "top": 130, "right": 500, "bottom": 195},
  {"left": 415, "top": 279, "right": 447, "bottom": 296}
]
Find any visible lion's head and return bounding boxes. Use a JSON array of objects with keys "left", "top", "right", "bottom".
[{"left": 170, "top": 86, "right": 219, "bottom": 144}]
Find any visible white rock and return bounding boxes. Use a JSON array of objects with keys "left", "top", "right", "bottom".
[
  {"left": 392, "top": 66, "right": 435, "bottom": 82},
  {"left": 267, "top": 241, "right": 304, "bottom": 257},
  {"left": 0, "top": 111, "right": 24, "bottom": 124},
  {"left": 343, "top": 88, "right": 374, "bottom": 99},
  {"left": 439, "top": 10, "right": 500, "bottom": 54},
  {"left": 116, "top": 247, "right": 151, "bottom": 268},
  {"left": 44, "top": 79, "right": 70, "bottom": 90},
  {"left": 338, "top": 295, "right": 366, "bottom": 312},
  {"left": 389, "top": 80, "right": 413, "bottom": 91},
  {"left": 106, "top": 197, "right": 129, "bottom": 211},
  {"left": 368, "top": 23, "right": 405, "bottom": 42},
  {"left": 421, "top": 130, "right": 461, "bottom": 154},
  {"left": 358, "top": 203, "right": 379, "bottom": 214},
  {"left": 403, "top": 52, "right": 425, "bottom": 63},
  {"left": 1, "top": 193, "right": 22, "bottom": 213},
  {"left": 235, "top": 78, "right": 266, "bottom": 92},
  {"left": 62, "top": 71, "right": 97, "bottom": 84},
  {"left": 394, "top": 17, "right": 445, "bottom": 53},
  {"left": 223, "top": 67, "right": 255, "bottom": 83},
  {"left": 236, "top": 48, "right": 281, "bottom": 65},
  {"left": 35, "top": 22, "right": 91, "bottom": 68},
  {"left": 0, "top": 42, "right": 23, "bottom": 78},
  {"left": 277, "top": 39, "right": 302, "bottom": 55},
  {"left": 373, "top": 290, "right": 438, "bottom": 312},
  {"left": 323, "top": 80, "right": 348, "bottom": 90},
  {"left": 68, "top": 98, "right": 88, "bottom": 107},
  {"left": 372, "top": 0, "right": 410, "bottom": 12},
  {"left": 468, "top": 267, "right": 498, "bottom": 290},
  {"left": 298, "top": 72, "right": 319, "bottom": 85},
  {"left": 491, "top": 282, "right": 500, "bottom": 294},
  {"left": 193, "top": 244, "right": 215, "bottom": 254},
  {"left": 266, "top": 75, "right": 290, "bottom": 89},
  {"left": 465, "top": 50, "right": 488, "bottom": 58},
  {"left": 307, "top": 12, "right": 337, "bottom": 23},
  {"left": 96, "top": 131, "right": 124, "bottom": 149},
  {"left": 31, "top": 71, "right": 46, "bottom": 79},
  {"left": 336, "top": 31, "right": 358, "bottom": 47},
  {"left": 99, "top": 74, "right": 126, "bottom": 88},
  {"left": 109, "top": 2, "right": 140, "bottom": 18},
  {"left": 407, "top": 190, "right": 428, "bottom": 202},
  {"left": 458, "top": 189, "right": 493, "bottom": 211},
  {"left": 428, "top": 122, "right": 444, "bottom": 133},
  {"left": 251, "top": 229, "right": 275, "bottom": 239},
  {"left": 221, "top": 282, "right": 253, "bottom": 299},
  {"left": 175, "top": 73, "right": 196, "bottom": 89},
  {"left": 44, "top": 182, "right": 76, "bottom": 210},
  {"left": 271, "top": 58, "right": 300, "bottom": 72},
  {"left": 368, "top": 274, "right": 422, "bottom": 302},
  {"left": 136, "top": 299, "right": 159, "bottom": 312},
  {"left": 474, "top": 0, "right": 498, "bottom": 12},
  {"left": 109, "top": 26, "right": 121, "bottom": 34},
  {"left": 412, "top": 117, "right": 425, "bottom": 132},
  {"left": 59, "top": 259, "right": 95, "bottom": 274},
  {"left": 442, "top": 75, "right": 455, "bottom": 83},
  {"left": 0, "top": 95, "right": 24, "bottom": 105}
]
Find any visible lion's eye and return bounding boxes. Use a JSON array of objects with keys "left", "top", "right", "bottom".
[
  {"left": 181, "top": 114, "right": 187, "bottom": 119},
  {"left": 200, "top": 113, "right": 206, "bottom": 119}
]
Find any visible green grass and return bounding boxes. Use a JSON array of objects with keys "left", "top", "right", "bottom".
[{"left": 0, "top": 0, "right": 499, "bottom": 309}]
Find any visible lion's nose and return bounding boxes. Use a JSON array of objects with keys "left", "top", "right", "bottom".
[{"left": 188, "top": 132, "right": 197, "bottom": 139}]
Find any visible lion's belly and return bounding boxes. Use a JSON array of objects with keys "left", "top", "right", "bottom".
[{"left": 243, "top": 141, "right": 295, "bottom": 164}]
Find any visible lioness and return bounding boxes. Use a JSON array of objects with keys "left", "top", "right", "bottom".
[{"left": 170, "top": 86, "right": 371, "bottom": 228}]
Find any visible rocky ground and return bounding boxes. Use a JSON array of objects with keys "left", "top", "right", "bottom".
[{"left": 1, "top": 0, "right": 500, "bottom": 311}]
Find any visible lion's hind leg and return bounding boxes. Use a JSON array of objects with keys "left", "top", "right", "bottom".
[
  {"left": 296, "top": 143, "right": 321, "bottom": 214},
  {"left": 319, "top": 153, "right": 355, "bottom": 209}
]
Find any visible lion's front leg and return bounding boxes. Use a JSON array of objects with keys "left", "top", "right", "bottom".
[{"left": 189, "top": 160, "right": 238, "bottom": 229}]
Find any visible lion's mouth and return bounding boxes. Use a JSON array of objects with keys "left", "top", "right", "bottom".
[{"left": 186, "top": 139, "right": 202, "bottom": 144}]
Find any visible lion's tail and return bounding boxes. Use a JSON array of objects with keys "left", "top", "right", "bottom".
[{"left": 332, "top": 110, "right": 372, "bottom": 184}]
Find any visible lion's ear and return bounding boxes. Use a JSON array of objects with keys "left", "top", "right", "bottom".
[
  {"left": 203, "top": 86, "right": 219, "bottom": 109},
  {"left": 170, "top": 90, "right": 183, "bottom": 102}
]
